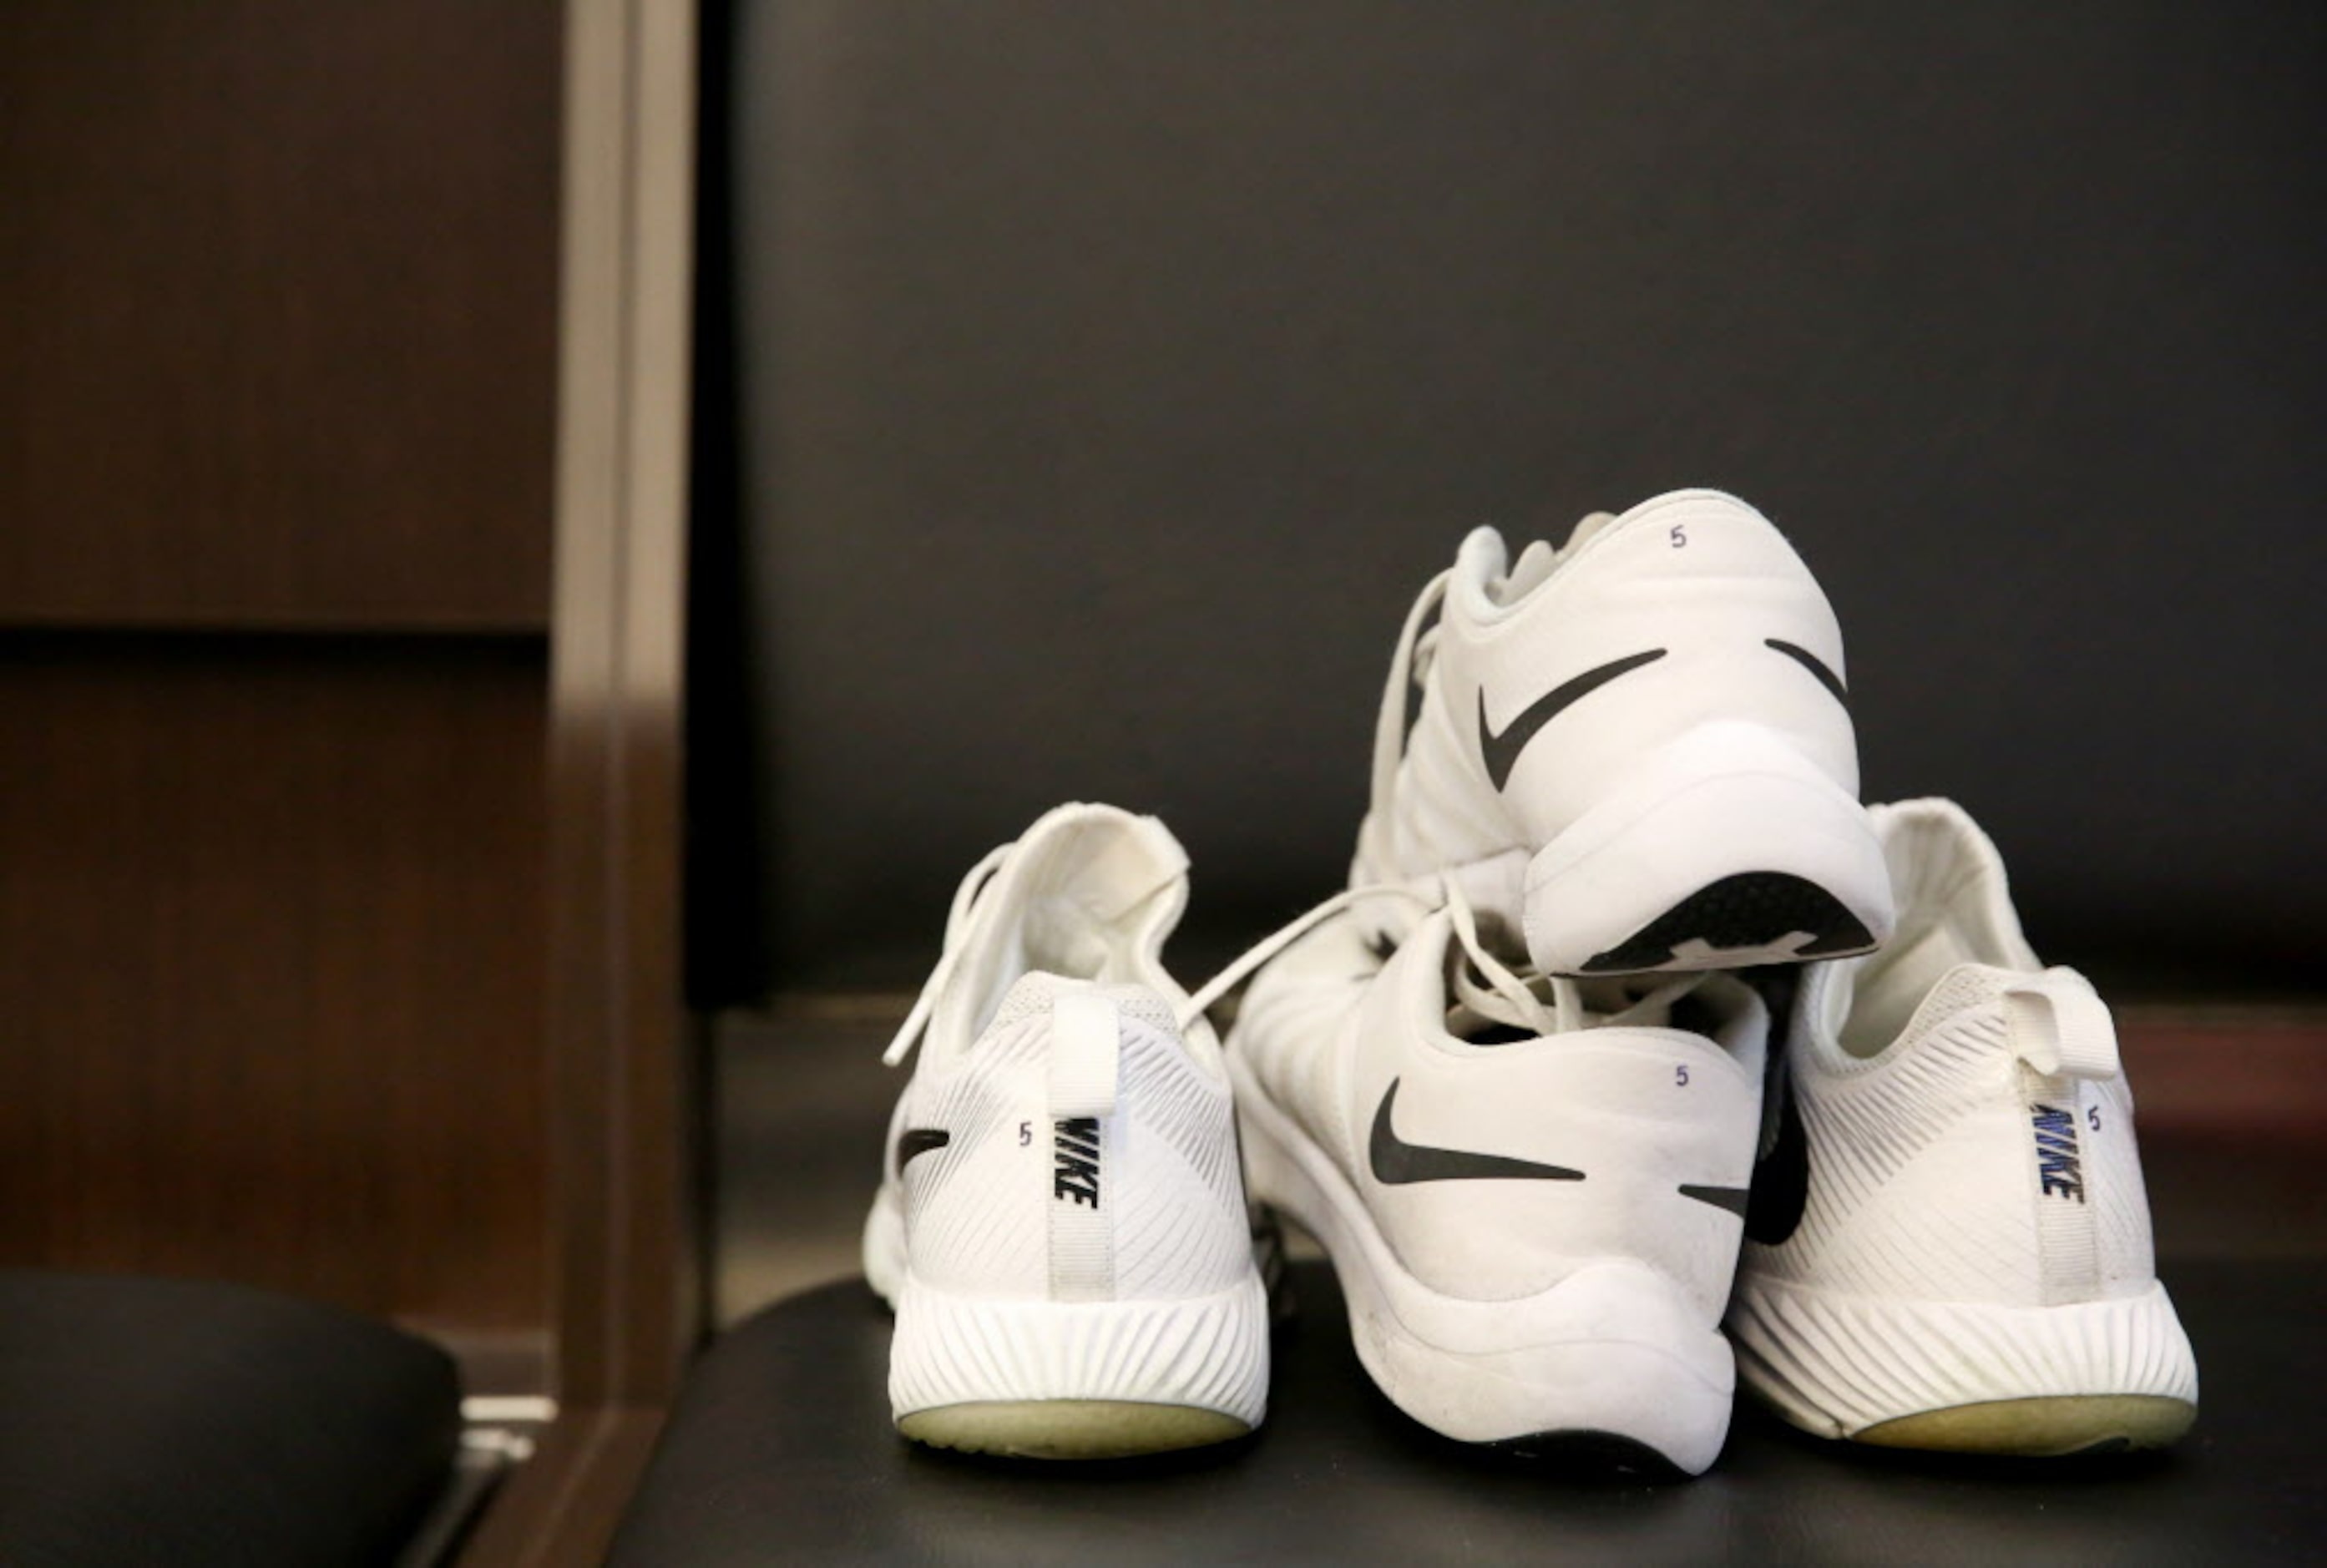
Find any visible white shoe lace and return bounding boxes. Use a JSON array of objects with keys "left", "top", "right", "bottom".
[
  {"left": 1363, "top": 569, "right": 1454, "bottom": 831},
  {"left": 888, "top": 814, "right": 1698, "bottom": 1069},
  {"left": 1176, "top": 875, "right": 1697, "bottom": 1039},
  {"left": 882, "top": 841, "right": 1014, "bottom": 1066},
  {"left": 884, "top": 847, "right": 1571, "bottom": 1062}
]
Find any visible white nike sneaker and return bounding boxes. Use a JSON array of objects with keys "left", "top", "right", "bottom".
[
  {"left": 1728, "top": 797, "right": 2199, "bottom": 1456},
  {"left": 1353, "top": 488, "right": 1894, "bottom": 978},
  {"left": 1219, "top": 888, "right": 1769, "bottom": 1475},
  {"left": 862, "top": 804, "right": 1269, "bottom": 1459}
]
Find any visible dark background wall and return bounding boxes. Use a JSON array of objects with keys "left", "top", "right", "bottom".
[{"left": 690, "top": 0, "right": 2326, "bottom": 1003}]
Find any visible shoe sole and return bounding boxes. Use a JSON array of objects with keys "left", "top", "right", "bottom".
[
  {"left": 886, "top": 1275, "right": 1268, "bottom": 1459},
  {"left": 1853, "top": 1393, "right": 2195, "bottom": 1457},
  {"left": 1577, "top": 871, "right": 1876, "bottom": 974},
  {"left": 1521, "top": 723, "right": 1894, "bottom": 976},
  {"left": 1728, "top": 1274, "right": 2198, "bottom": 1456},
  {"left": 1484, "top": 1429, "right": 1692, "bottom": 1480},
  {"left": 868, "top": 1182, "right": 1270, "bottom": 1460},
  {"left": 1232, "top": 1052, "right": 1735, "bottom": 1474},
  {"left": 898, "top": 1399, "right": 1252, "bottom": 1460}
]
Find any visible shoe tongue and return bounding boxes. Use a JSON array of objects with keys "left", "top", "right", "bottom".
[
  {"left": 1010, "top": 807, "right": 1188, "bottom": 925},
  {"left": 955, "top": 805, "right": 1189, "bottom": 946},
  {"left": 931, "top": 805, "right": 1188, "bottom": 1051}
]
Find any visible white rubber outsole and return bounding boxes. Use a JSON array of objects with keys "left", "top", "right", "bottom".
[
  {"left": 1231, "top": 1052, "right": 1735, "bottom": 1474},
  {"left": 888, "top": 1274, "right": 1269, "bottom": 1458},
  {"left": 867, "top": 1185, "right": 1269, "bottom": 1459}
]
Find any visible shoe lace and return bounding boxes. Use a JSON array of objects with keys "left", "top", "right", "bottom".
[
  {"left": 881, "top": 840, "right": 1014, "bottom": 1066},
  {"left": 1365, "top": 569, "right": 1453, "bottom": 824},
  {"left": 1181, "top": 873, "right": 1703, "bottom": 1039},
  {"left": 1175, "top": 879, "right": 1439, "bottom": 1029},
  {"left": 889, "top": 825, "right": 1701, "bottom": 1068},
  {"left": 1177, "top": 873, "right": 1702, "bottom": 1037}
]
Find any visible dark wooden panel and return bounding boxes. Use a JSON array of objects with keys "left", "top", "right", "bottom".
[
  {"left": 540, "top": 0, "right": 701, "bottom": 1427},
  {"left": 465, "top": 3, "right": 698, "bottom": 1550},
  {"left": 0, "top": 1, "right": 561, "bottom": 630},
  {"left": 0, "top": 636, "right": 550, "bottom": 1344}
]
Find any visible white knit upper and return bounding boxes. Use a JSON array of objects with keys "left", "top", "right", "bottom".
[
  {"left": 868, "top": 804, "right": 1254, "bottom": 1311},
  {"left": 1743, "top": 798, "right": 2164, "bottom": 1310},
  {"left": 1232, "top": 905, "right": 1769, "bottom": 1318},
  {"left": 1353, "top": 490, "right": 1861, "bottom": 900}
]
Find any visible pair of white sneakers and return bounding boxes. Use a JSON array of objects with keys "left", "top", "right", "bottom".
[{"left": 862, "top": 489, "right": 2198, "bottom": 1473}]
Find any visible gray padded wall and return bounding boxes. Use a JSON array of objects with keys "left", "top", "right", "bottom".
[{"left": 692, "top": 0, "right": 2326, "bottom": 999}]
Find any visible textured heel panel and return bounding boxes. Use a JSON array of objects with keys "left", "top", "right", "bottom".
[
  {"left": 1237, "top": 1055, "right": 1737, "bottom": 1470},
  {"left": 1730, "top": 1277, "right": 2198, "bottom": 1450}
]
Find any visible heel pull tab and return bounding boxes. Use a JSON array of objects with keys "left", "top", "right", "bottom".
[
  {"left": 2006, "top": 969, "right": 2119, "bottom": 1080},
  {"left": 1049, "top": 992, "right": 1119, "bottom": 1302},
  {"left": 1050, "top": 991, "right": 1121, "bottom": 1118}
]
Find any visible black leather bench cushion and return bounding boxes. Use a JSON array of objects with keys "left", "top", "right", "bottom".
[
  {"left": 0, "top": 1271, "right": 461, "bottom": 1567},
  {"left": 611, "top": 1259, "right": 2325, "bottom": 1565}
]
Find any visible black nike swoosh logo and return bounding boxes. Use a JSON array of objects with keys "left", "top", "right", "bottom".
[
  {"left": 894, "top": 1128, "right": 950, "bottom": 1174},
  {"left": 1368, "top": 1080, "right": 1586, "bottom": 1185},
  {"left": 1743, "top": 1070, "right": 1808, "bottom": 1246},
  {"left": 1679, "top": 1183, "right": 1749, "bottom": 1217},
  {"left": 1475, "top": 650, "right": 1668, "bottom": 791},
  {"left": 1764, "top": 639, "right": 1849, "bottom": 709}
]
